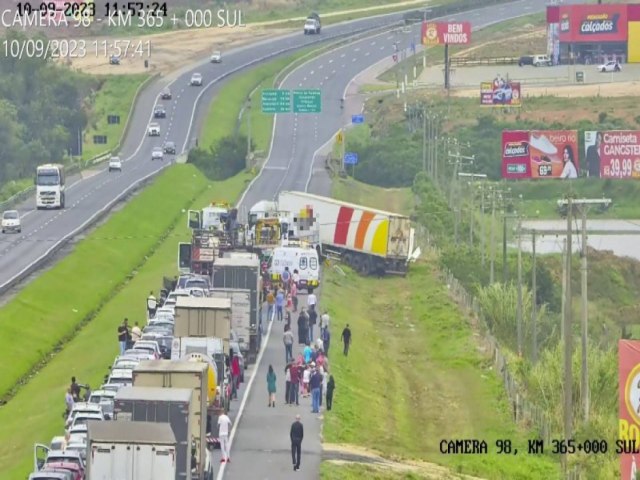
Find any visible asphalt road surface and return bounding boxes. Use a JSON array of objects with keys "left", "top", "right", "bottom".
[
  {"left": 0, "top": 10, "right": 415, "bottom": 294},
  {"left": 227, "top": 2, "right": 550, "bottom": 479}
]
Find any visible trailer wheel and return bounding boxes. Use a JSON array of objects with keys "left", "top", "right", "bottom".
[
  {"left": 351, "top": 254, "right": 362, "bottom": 272},
  {"left": 359, "top": 256, "right": 371, "bottom": 276},
  {"left": 342, "top": 252, "right": 353, "bottom": 268}
]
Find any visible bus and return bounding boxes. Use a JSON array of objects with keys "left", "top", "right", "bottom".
[{"left": 35, "top": 164, "right": 66, "bottom": 209}]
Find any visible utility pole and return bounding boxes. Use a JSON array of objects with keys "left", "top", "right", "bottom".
[
  {"left": 458, "top": 173, "right": 487, "bottom": 246},
  {"left": 245, "top": 96, "right": 252, "bottom": 169},
  {"left": 422, "top": 105, "right": 427, "bottom": 172},
  {"left": 561, "top": 236, "right": 567, "bottom": 341},
  {"left": 448, "top": 143, "right": 473, "bottom": 245},
  {"left": 531, "top": 229, "right": 537, "bottom": 364},
  {"left": 480, "top": 183, "right": 486, "bottom": 266},
  {"left": 489, "top": 187, "right": 496, "bottom": 283},
  {"left": 516, "top": 216, "right": 523, "bottom": 357},
  {"left": 562, "top": 196, "right": 573, "bottom": 474}
]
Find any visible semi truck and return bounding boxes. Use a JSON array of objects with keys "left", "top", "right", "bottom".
[
  {"left": 113, "top": 387, "right": 194, "bottom": 480},
  {"left": 35, "top": 164, "right": 66, "bottom": 209},
  {"left": 211, "top": 257, "right": 261, "bottom": 363},
  {"left": 178, "top": 230, "right": 220, "bottom": 276},
  {"left": 132, "top": 361, "right": 214, "bottom": 480},
  {"left": 209, "top": 288, "right": 252, "bottom": 359},
  {"left": 277, "top": 191, "right": 421, "bottom": 276},
  {"left": 303, "top": 12, "right": 321, "bottom": 34},
  {"left": 174, "top": 297, "right": 232, "bottom": 353},
  {"left": 86, "top": 420, "right": 178, "bottom": 480}
]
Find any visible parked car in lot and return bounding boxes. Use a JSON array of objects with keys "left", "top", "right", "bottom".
[
  {"left": 108, "top": 156, "right": 122, "bottom": 172},
  {"left": 1, "top": 209, "right": 21, "bottom": 233},
  {"left": 519, "top": 54, "right": 552, "bottom": 67},
  {"left": 598, "top": 60, "right": 621, "bottom": 72}
]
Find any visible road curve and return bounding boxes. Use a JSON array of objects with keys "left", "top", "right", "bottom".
[
  {"left": 226, "top": 1, "right": 549, "bottom": 479},
  {"left": 0, "top": 10, "right": 415, "bottom": 294}
]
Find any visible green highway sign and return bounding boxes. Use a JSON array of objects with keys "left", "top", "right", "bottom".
[
  {"left": 293, "top": 89, "right": 321, "bottom": 113},
  {"left": 261, "top": 89, "right": 291, "bottom": 113}
]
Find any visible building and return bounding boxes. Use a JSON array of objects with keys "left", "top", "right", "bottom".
[{"left": 546, "top": 3, "right": 640, "bottom": 65}]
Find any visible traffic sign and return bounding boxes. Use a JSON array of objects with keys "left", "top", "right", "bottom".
[
  {"left": 343, "top": 152, "right": 358, "bottom": 165},
  {"left": 336, "top": 131, "right": 343, "bottom": 144},
  {"left": 261, "top": 89, "right": 291, "bottom": 113},
  {"left": 293, "top": 89, "right": 321, "bottom": 113},
  {"left": 352, "top": 114, "right": 364, "bottom": 124}
]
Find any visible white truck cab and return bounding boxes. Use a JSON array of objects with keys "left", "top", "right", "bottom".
[{"left": 35, "top": 164, "right": 65, "bottom": 209}]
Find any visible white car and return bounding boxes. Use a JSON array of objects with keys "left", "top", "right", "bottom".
[
  {"left": 1, "top": 210, "right": 21, "bottom": 233},
  {"left": 190, "top": 73, "right": 203, "bottom": 86},
  {"left": 598, "top": 61, "right": 621, "bottom": 72},
  {"left": 152, "top": 146, "right": 164, "bottom": 160},
  {"left": 133, "top": 340, "right": 162, "bottom": 359},
  {"left": 148, "top": 122, "right": 161, "bottom": 136},
  {"left": 210, "top": 51, "right": 222, "bottom": 63},
  {"left": 108, "top": 156, "right": 122, "bottom": 172}
]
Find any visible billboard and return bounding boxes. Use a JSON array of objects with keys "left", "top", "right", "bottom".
[
  {"left": 559, "top": 4, "right": 628, "bottom": 43},
  {"left": 481, "top": 77, "right": 521, "bottom": 107},
  {"left": 421, "top": 21, "right": 471, "bottom": 45},
  {"left": 619, "top": 340, "right": 640, "bottom": 480},
  {"left": 584, "top": 131, "right": 640, "bottom": 179},
  {"left": 502, "top": 130, "right": 580, "bottom": 179}
]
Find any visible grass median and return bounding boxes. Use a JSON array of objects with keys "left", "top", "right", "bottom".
[
  {"left": 0, "top": 166, "right": 207, "bottom": 401},
  {"left": 319, "top": 181, "right": 559, "bottom": 480},
  {"left": 0, "top": 166, "right": 252, "bottom": 478}
]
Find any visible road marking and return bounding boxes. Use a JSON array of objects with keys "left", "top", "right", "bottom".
[
  {"left": 340, "top": 53, "right": 345, "bottom": 58},
  {"left": 365, "top": 52, "right": 370, "bottom": 56},
  {"left": 332, "top": 70, "right": 336, "bottom": 74},
  {"left": 303, "top": 77, "right": 307, "bottom": 81},
  {"left": 310, "top": 71, "right": 314, "bottom": 75},
  {"left": 318, "top": 65, "right": 323, "bottom": 69},
  {"left": 262, "top": 166, "right": 288, "bottom": 170},
  {"left": 354, "top": 47, "right": 360, "bottom": 52},
  {"left": 352, "top": 58, "right": 356, "bottom": 62},
  {"left": 380, "top": 46, "right": 385, "bottom": 50},
  {"left": 371, "top": 41, "right": 376, "bottom": 45},
  {"left": 328, "top": 59, "right": 333, "bottom": 63}
]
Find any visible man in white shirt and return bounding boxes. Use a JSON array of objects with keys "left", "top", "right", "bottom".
[
  {"left": 307, "top": 291, "right": 317, "bottom": 312},
  {"left": 146, "top": 291, "right": 157, "bottom": 318},
  {"left": 217, "top": 412, "right": 232, "bottom": 463},
  {"left": 131, "top": 322, "right": 142, "bottom": 343},
  {"left": 320, "top": 311, "right": 330, "bottom": 336}
]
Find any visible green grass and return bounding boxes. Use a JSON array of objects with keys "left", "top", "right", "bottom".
[
  {"left": 200, "top": 48, "right": 314, "bottom": 154},
  {"left": 81, "top": 74, "right": 149, "bottom": 161},
  {"left": 0, "top": 166, "right": 208, "bottom": 401},
  {"left": 321, "top": 463, "right": 432, "bottom": 480},
  {"left": 331, "top": 177, "right": 413, "bottom": 215},
  {"left": 0, "top": 178, "right": 33, "bottom": 203},
  {"left": 0, "top": 166, "right": 252, "bottom": 478}
]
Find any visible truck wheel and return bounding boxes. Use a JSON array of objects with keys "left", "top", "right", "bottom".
[
  {"left": 359, "top": 256, "right": 371, "bottom": 276},
  {"left": 351, "top": 255, "right": 362, "bottom": 272}
]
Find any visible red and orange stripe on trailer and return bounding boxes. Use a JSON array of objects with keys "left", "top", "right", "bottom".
[
  {"left": 332, "top": 206, "right": 390, "bottom": 255},
  {"left": 333, "top": 206, "right": 354, "bottom": 245}
]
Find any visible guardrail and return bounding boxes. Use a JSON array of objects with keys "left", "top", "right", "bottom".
[
  {"left": 449, "top": 56, "right": 519, "bottom": 67},
  {"left": 402, "top": 0, "right": 516, "bottom": 24}
]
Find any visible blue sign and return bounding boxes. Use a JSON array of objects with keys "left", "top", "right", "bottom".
[
  {"left": 344, "top": 152, "right": 358, "bottom": 165},
  {"left": 351, "top": 114, "right": 364, "bottom": 124}
]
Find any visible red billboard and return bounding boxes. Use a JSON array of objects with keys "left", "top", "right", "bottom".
[
  {"left": 421, "top": 21, "right": 471, "bottom": 45},
  {"left": 559, "top": 4, "right": 628, "bottom": 43},
  {"left": 585, "top": 131, "right": 640, "bottom": 179},
  {"left": 480, "top": 77, "right": 521, "bottom": 107},
  {"left": 502, "top": 130, "right": 580, "bottom": 179},
  {"left": 619, "top": 340, "right": 640, "bottom": 479}
]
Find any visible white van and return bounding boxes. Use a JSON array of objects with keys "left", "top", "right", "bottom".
[{"left": 269, "top": 246, "right": 320, "bottom": 290}]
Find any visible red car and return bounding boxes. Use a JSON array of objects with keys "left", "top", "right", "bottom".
[{"left": 41, "top": 462, "right": 84, "bottom": 480}]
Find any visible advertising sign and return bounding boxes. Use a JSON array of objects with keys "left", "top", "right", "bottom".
[
  {"left": 559, "top": 4, "right": 628, "bottom": 43},
  {"left": 502, "top": 130, "right": 580, "bottom": 179},
  {"left": 584, "top": 131, "right": 640, "bottom": 179},
  {"left": 480, "top": 77, "right": 521, "bottom": 107},
  {"left": 421, "top": 21, "right": 471, "bottom": 45},
  {"left": 618, "top": 340, "right": 640, "bottom": 479}
]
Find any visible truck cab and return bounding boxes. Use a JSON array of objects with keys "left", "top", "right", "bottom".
[
  {"left": 35, "top": 164, "right": 65, "bottom": 209},
  {"left": 304, "top": 13, "right": 321, "bottom": 34},
  {"left": 269, "top": 246, "right": 320, "bottom": 290}
]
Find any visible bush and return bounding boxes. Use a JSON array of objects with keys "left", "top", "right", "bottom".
[{"left": 187, "top": 134, "right": 252, "bottom": 180}]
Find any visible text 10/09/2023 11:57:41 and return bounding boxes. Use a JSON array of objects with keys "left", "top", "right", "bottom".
[{"left": 14, "top": 2, "right": 168, "bottom": 18}]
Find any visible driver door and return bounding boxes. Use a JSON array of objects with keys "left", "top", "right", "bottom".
[{"left": 33, "top": 443, "right": 49, "bottom": 471}]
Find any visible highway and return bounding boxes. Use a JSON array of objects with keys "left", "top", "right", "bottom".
[
  {"left": 227, "top": 2, "right": 550, "bottom": 479},
  {"left": 0, "top": 10, "right": 415, "bottom": 294}
]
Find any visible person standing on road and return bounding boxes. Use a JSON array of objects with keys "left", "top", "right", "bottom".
[
  {"left": 131, "top": 321, "right": 142, "bottom": 344},
  {"left": 341, "top": 324, "right": 352, "bottom": 356},
  {"left": 320, "top": 310, "right": 330, "bottom": 337},
  {"left": 297, "top": 309, "right": 309, "bottom": 345},
  {"left": 323, "top": 327, "right": 331, "bottom": 357},
  {"left": 284, "top": 363, "right": 292, "bottom": 405},
  {"left": 267, "top": 364, "right": 277, "bottom": 408},
  {"left": 283, "top": 325, "right": 294, "bottom": 363},
  {"left": 281, "top": 267, "right": 291, "bottom": 294},
  {"left": 146, "top": 291, "right": 157, "bottom": 318},
  {"left": 117, "top": 318, "right": 129, "bottom": 355},
  {"left": 266, "top": 289, "right": 275, "bottom": 322},
  {"left": 307, "top": 288, "right": 317, "bottom": 313},
  {"left": 217, "top": 411, "right": 232, "bottom": 463},
  {"left": 291, "top": 280, "right": 299, "bottom": 312},
  {"left": 276, "top": 288, "right": 285, "bottom": 322},
  {"left": 326, "top": 375, "right": 335, "bottom": 411},
  {"left": 289, "top": 362, "right": 300, "bottom": 405},
  {"left": 231, "top": 352, "right": 241, "bottom": 399},
  {"left": 308, "top": 307, "right": 318, "bottom": 344},
  {"left": 310, "top": 366, "right": 323, "bottom": 414},
  {"left": 290, "top": 414, "right": 304, "bottom": 471},
  {"left": 64, "top": 388, "right": 74, "bottom": 418}
]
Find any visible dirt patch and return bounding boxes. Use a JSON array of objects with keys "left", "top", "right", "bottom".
[
  {"left": 323, "top": 443, "right": 487, "bottom": 480},
  {"left": 454, "top": 28, "right": 546, "bottom": 60},
  {"left": 57, "top": 26, "right": 293, "bottom": 76},
  {"left": 452, "top": 80, "right": 640, "bottom": 99}
]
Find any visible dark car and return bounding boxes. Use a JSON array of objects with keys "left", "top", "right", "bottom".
[
  {"left": 160, "top": 88, "right": 172, "bottom": 100},
  {"left": 154, "top": 105, "right": 166, "bottom": 118},
  {"left": 518, "top": 55, "right": 533, "bottom": 67},
  {"left": 163, "top": 141, "right": 176, "bottom": 154}
]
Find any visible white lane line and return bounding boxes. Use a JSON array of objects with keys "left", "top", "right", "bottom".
[
  {"left": 371, "top": 41, "right": 376, "bottom": 45},
  {"left": 340, "top": 53, "right": 345, "bottom": 58},
  {"left": 354, "top": 47, "right": 360, "bottom": 52},
  {"left": 365, "top": 52, "right": 370, "bottom": 56}
]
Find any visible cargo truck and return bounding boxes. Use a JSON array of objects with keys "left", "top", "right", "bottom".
[
  {"left": 132, "top": 361, "right": 214, "bottom": 480},
  {"left": 174, "top": 297, "right": 232, "bottom": 353},
  {"left": 86, "top": 420, "right": 179, "bottom": 480},
  {"left": 209, "top": 288, "right": 251, "bottom": 357},
  {"left": 171, "top": 338, "right": 225, "bottom": 389},
  {"left": 212, "top": 257, "right": 261, "bottom": 363},
  {"left": 113, "top": 386, "right": 194, "bottom": 480},
  {"left": 277, "top": 191, "right": 421, "bottom": 276}
]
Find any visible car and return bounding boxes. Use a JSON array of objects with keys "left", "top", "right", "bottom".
[
  {"left": 143, "top": 324, "right": 174, "bottom": 336},
  {"left": 163, "top": 141, "right": 176, "bottom": 154},
  {"left": 110, "top": 55, "right": 120, "bottom": 65},
  {"left": 148, "top": 122, "right": 160, "bottom": 136},
  {"left": 598, "top": 60, "right": 621, "bottom": 72},
  {"left": 88, "top": 389, "right": 117, "bottom": 418},
  {"left": 531, "top": 54, "right": 552, "bottom": 67},
  {"left": 106, "top": 368, "right": 133, "bottom": 386},
  {"left": 132, "top": 340, "right": 162, "bottom": 359},
  {"left": 99, "top": 383, "right": 121, "bottom": 394},
  {"left": 108, "top": 156, "right": 122, "bottom": 172},
  {"left": 154, "top": 105, "right": 166, "bottom": 118},
  {"left": 112, "top": 358, "right": 139, "bottom": 370},
  {"left": 141, "top": 333, "right": 173, "bottom": 358},
  {"left": 177, "top": 274, "right": 211, "bottom": 290},
  {"left": 190, "top": 73, "right": 203, "bottom": 86},
  {"left": 1, "top": 209, "right": 21, "bottom": 233},
  {"left": 210, "top": 50, "right": 222, "bottom": 63},
  {"left": 66, "top": 403, "right": 105, "bottom": 427},
  {"left": 122, "top": 349, "right": 156, "bottom": 361},
  {"left": 160, "top": 88, "right": 172, "bottom": 100},
  {"left": 152, "top": 146, "right": 164, "bottom": 161},
  {"left": 29, "top": 471, "right": 74, "bottom": 480},
  {"left": 70, "top": 412, "right": 104, "bottom": 429}
]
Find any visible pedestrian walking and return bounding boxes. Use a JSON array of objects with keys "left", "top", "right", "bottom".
[
  {"left": 217, "top": 411, "right": 232, "bottom": 463},
  {"left": 276, "top": 288, "right": 285, "bottom": 321},
  {"left": 290, "top": 414, "right": 304, "bottom": 471},
  {"left": 323, "top": 327, "right": 331, "bottom": 357},
  {"left": 291, "top": 281, "right": 299, "bottom": 312},
  {"left": 64, "top": 388, "right": 74, "bottom": 418},
  {"left": 297, "top": 309, "right": 309, "bottom": 345},
  {"left": 70, "top": 377, "right": 81, "bottom": 401},
  {"left": 307, "top": 289, "right": 317, "bottom": 313},
  {"left": 309, "top": 367, "right": 323, "bottom": 414},
  {"left": 308, "top": 308, "right": 317, "bottom": 343},
  {"left": 283, "top": 325, "right": 294, "bottom": 363},
  {"left": 320, "top": 310, "right": 330, "bottom": 337},
  {"left": 117, "top": 318, "right": 129, "bottom": 355},
  {"left": 284, "top": 363, "right": 291, "bottom": 405},
  {"left": 146, "top": 291, "right": 157, "bottom": 318},
  {"left": 281, "top": 266, "right": 292, "bottom": 294},
  {"left": 266, "top": 289, "right": 275, "bottom": 322},
  {"left": 231, "top": 352, "right": 241, "bottom": 399},
  {"left": 341, "top": 324, "right": 352, "bottom": 356},
  {"left": 326, "top": 375, "right": 335, "bottom": 411},
  {"left": 267, "top": 364, "right": 277, "bottom": 407},
  {"left": 289, "top": 362, "right": 300, "bottom": 405}
]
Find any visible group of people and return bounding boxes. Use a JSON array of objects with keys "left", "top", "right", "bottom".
[{"left": 116, "top": 317, "right": 143, "bottom": 355}]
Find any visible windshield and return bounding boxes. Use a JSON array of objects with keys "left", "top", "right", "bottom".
[
  {"left": 3, "top": 211, "right": 18, "bottom": 219},
  {"left": 36, "top": 173, "right": 60, "bottom": 186},
  {"left": 46, "top": 457, "right": 81, "bottom": 467}
]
